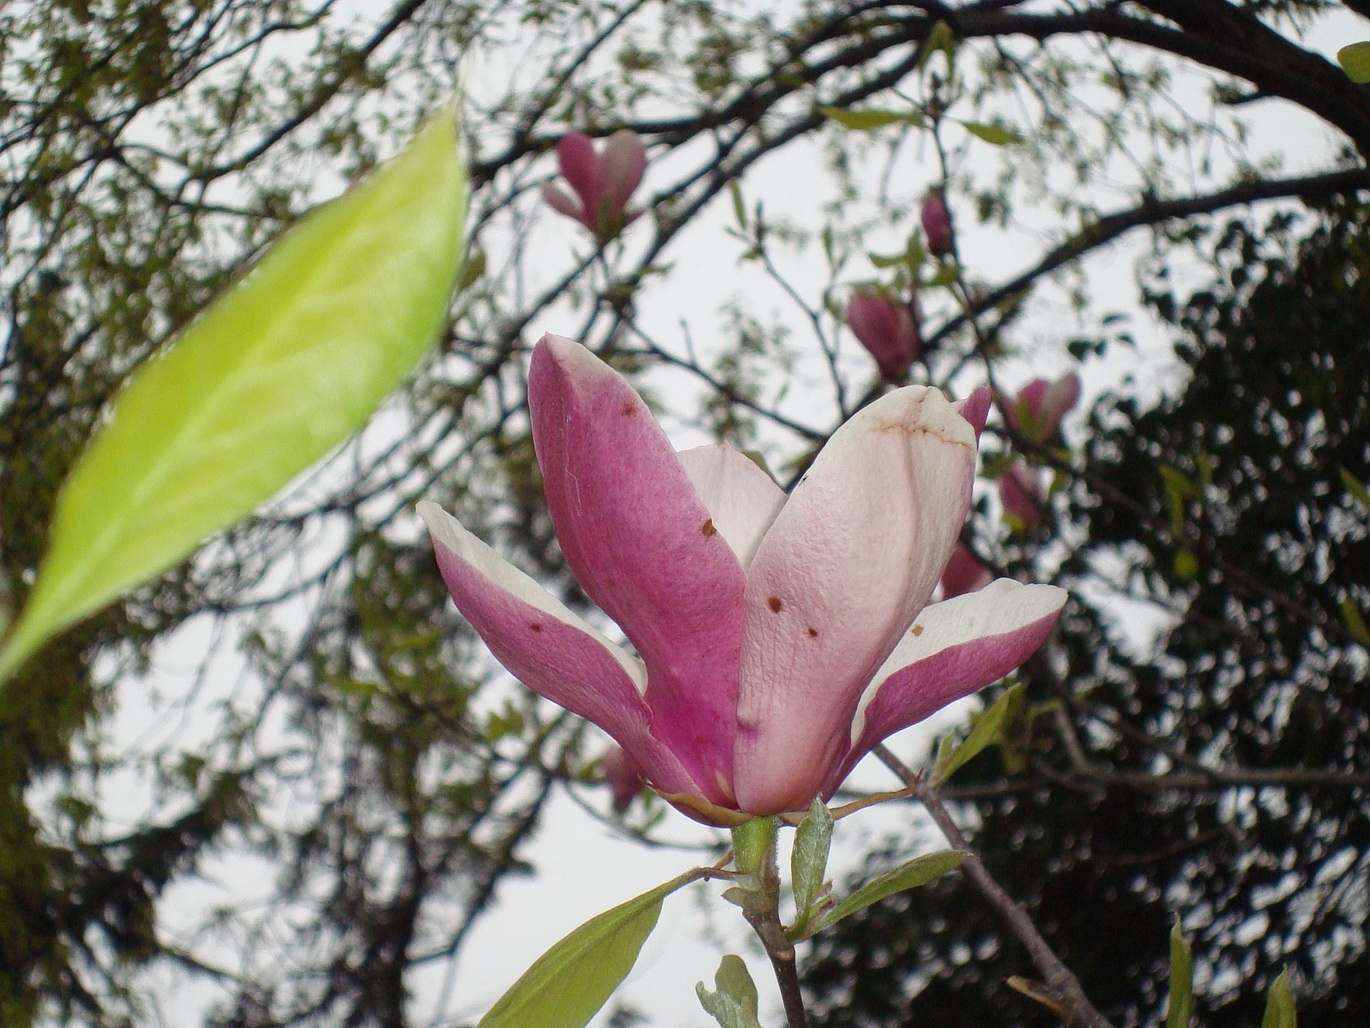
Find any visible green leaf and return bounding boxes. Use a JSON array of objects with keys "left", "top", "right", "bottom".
[
  {"left": 1339, "top": 465, "right": 1370, "bottom": 511},
  {"left": 696, "top": 955, "right": 762, "bottom": 1028},
  {"left": 480, "top": 873, "right": 693, "bottom": 1028},
  {"left": 814, "top": 850, "right": 963, "bottom": 933},
  {"left": 0, "top": 107, "right": 467, "bottom": 683},
  {"left": 729, "top": 179, "right": 748, "bottom": 230},
  {"left": 932, "top": 683, "right": 1024, "bottom": 785},
  {"left": 454, "top": 246, "right": 486, "bottom": 293},
  {"left": 1166, "top": 919, "right": 1193, "bottom": 1028},
  {"left": 1173, "top": 549, "right": 1199, "bottom": 582},
  {"left": 1338, "top": 42, "right": 1370, "bottom": 83},
  {"left": 1339, "top": 595, "right": 1370, "bottom": 647},
  {"left": 959, "top": 120, "right": 1023, "bottom": 146},
  {"left": 789, "top": 798, "right": 834, "bottom": 937},
  {"left": 820, "top": 106, "right": 922, "bottom": 130},
  {"left": 920, "top": 20, "right": 957, "bottom": 72},
  {"left": 1260, "top": 969, "right": 1297, "bottom": 1028}
]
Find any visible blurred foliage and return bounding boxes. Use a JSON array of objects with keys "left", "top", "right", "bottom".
[{"left": 803, "top": 202, "right": 1370, "bottom": 1027}]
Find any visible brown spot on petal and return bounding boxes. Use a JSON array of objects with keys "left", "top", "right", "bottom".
[
  {"left": 622, "top": 401, "right": 636, "bottom": 416},
  {"left": 910, "top": 623, "right": 924, "bottom": 636},
  {"left": 768, "top": 596, "right": 783, "bottom": 613},
  {"left": 530, "top": 622, "right": 544, "bottom": 632},
  {"left": 807, "top": 627, "right": 818, "bottom": 638},
  {"left": 702, "top": 518, "right": 717, "bottom": 536}
]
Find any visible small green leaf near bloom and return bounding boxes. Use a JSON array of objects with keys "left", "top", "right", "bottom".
[
  {"left": 479, "top": 873, "right": 694, "bottom": 1028},
  {"left": 1338, "top": 42, "right": 1370, "bottom": 83},
  {"left": 959, "top": 120, "right": 1024, "bottom": 146},
  {"left": 1166, "top": 918, "right": 1194, "bottom": 1028},
  {"left": 696, "top": 954, "right": 762, "bottom": 1028},
  {"left": 1260, "top": 970, "right": 1297, "bottom": 1028},
  {"left": 932, "top": 683, "right": 1024, "bottom": 785},
  {"left": 0, "top": 107, "right": 467, "bottom": 683},
  {"left": 812, "top": 850, "right": 963, "bottom": 933},
  {"left": 789, "top": 798, "right": 834, "bottom": 937}
]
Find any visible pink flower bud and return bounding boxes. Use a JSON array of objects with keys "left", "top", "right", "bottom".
[
  {"left": 601, "top": 745, "right": 645, "bottom": 812},
  {"left": 1005, "top": 372, "right": 1082, "bottom": 444},
  {"left": 542, "top": 130, "right": 647, "bottom": 242},
  {"left": 922, "top": 189, "right": 953, "bottom": 257},
  {"left": 846, "top": 290, "right": 921, "bottom": 381},
  {"left": 1000, "top": 459, "right": 1045, "bottom": 533},
  {"left": 940, "top": 543, "right": 993, "bottom": 598}
]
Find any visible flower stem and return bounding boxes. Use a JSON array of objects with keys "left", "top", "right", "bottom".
[{"left": 731, "top": 828, "right": 810, "bottom": 1028}]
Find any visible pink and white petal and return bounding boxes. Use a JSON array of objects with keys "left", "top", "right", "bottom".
[
  {"left": 955, "top": 386, "right": 991, "bottom": 439},
  {"left": 599, "top": 130, "right": 647, "bottom": 211},
  {"left": 820, "top": 579, "right": 1067, "bottom": 794},
  {"left": 677, "top": 444, "right": 786, "bottom": 570},
  {"left": 418, "top": 501, "right": 709, "bottom": 802},
  {"left": 527, "top": 336, "right": 747, "bottom": 791},
  {"left": 555, "top": 133, "right": 600, "bottom": 209},
  {"left": 733, "top": 385, "right": 980, "bottom": 815},
  {"left": 1044, "top": 372, "right": 1082, "bottom": 425},
  {"left": 542, "top": 183, "right": 588, "bottom": 224}
]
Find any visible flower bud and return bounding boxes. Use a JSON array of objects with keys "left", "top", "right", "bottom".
[
  {"left": 1000, "top": 459, "right": 1045, "bottom": 533},
  {"left": 1005, "top": 372, "right": 1082, "bottom": 444},
  {"left": 846, "top": 290, "right": 921, "bottom": 382},
  {"left": 922, "top": 189, "right": 953, "bottom": 257},
  {"left": 940, "top": 543, "right": 993, "bottom": 598}
]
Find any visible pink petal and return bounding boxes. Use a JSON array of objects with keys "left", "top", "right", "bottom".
[
  {"left": 542, "top": 182, "right": 589, "bottom": 226},
  {"left": 955, "top": 386, "right": 991, "bottom": 439},
  {"left": 676, "top": 444, "right": 786, "bottom": 570},
  {"left": 555, "top": 132, "right": 600, "bottom": 211},
  {"left": 598, "top": 129, "right": 647, "bottom": 213},
  {"left": 823, "top": 579, "right": 1068, "bottom": 792},
  {"left": 1043, "top": 372, "right": 1082, "bottom": 427},
  {"left": 1000, "top": 460, "right": 1043, "bottom": 531},
  {"left": 418, "top": 501, "right": 707, "bottom": 801},
  {"left": 528, "top": 336, "right": 747, "bottom": 797},
  {"left": 940, "top": 543, "right": 993, "bottom": 599},
  {"left": 733, "top": 385, "right": 980, "bottom": 814}
]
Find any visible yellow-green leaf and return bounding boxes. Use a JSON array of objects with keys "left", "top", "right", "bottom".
[
  {"left": 1339, "top": 595, "right": 1370, "bottom": 647},
  {"left": 1338, "top": 42, "right": 1370, "bottom": 83},
  {"left": 820, "top": 106, "right": 923, "bottom": 130},
  {"left": 479, "top": 874, "right": 693, "bottom": 1028},
  {"left": 813, "top": 850, "right": 963, "bottom": 933},
  {"left": 1166, "top": 919, "right": 1193, "bottom": 1028},
  {"left": 960, "top": 120, "right": 1023, "bottom": 146},
  {"left": 0, "top": 107, "right": 467, "bottom": 683},
  {"left": 697, "top": 955, "right": 762, "bottom": 1028},
  {"left": 932, "top": 684, "right": 1023, "bottom": 786},
  {"left": 1260, "top": 970, "right": 1297, "bottom": 1028}
]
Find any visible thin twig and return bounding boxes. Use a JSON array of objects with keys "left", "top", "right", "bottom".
[{"left": 875, "top": 744, "right": 1116, "bottom": 1028}]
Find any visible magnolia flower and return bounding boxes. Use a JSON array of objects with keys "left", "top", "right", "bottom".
[
  {"left": 922, "top": 189, "right": 953, "bottom": 257},
  {"left": 1005, "top": 372, "right": 1081, "bottom": 444},
  {"left": 542, "top": 130, "right": 647, "bottom": 241},
  {"left": 419, "top": 335, "right": 1067, "bottom": 824},
  {"left": 1000, "top": 459, "right": 1045, "bottom": 533},
  {"left": 846, "top": 290, "right": 921, "bottom": 381},
  {"left": 940, "top": 543, "right": 994, "bottom": 599}
]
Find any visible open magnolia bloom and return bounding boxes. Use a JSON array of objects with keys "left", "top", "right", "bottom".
[{"left": 419, "top": 335, "right": 1067, "bottom": 824}]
